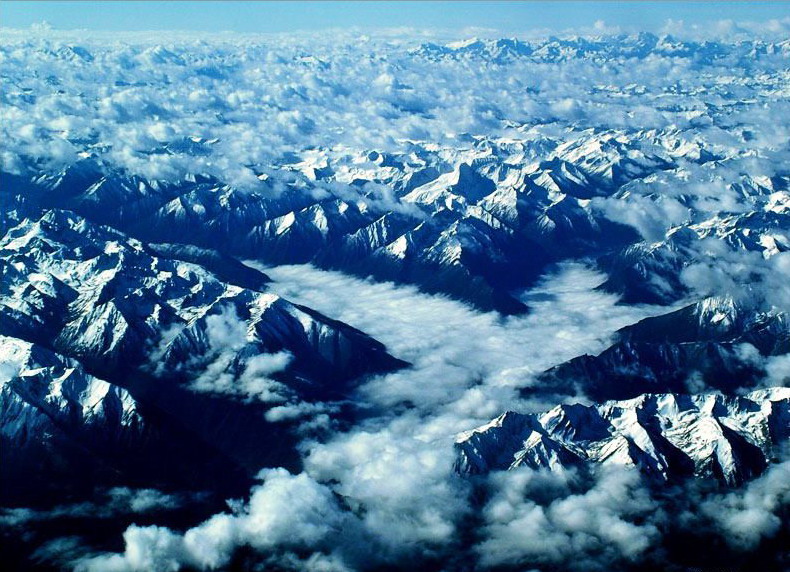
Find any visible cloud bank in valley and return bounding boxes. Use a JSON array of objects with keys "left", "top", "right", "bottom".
[{"left": 74, "top": 263, "right": 790, "bottom": 571}]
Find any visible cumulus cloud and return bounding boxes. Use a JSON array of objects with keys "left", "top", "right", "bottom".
[
  {"left": 75, "top": 469, "right": 365, "bottom": 572},
  {"left": 475, "top": 456, "right": 790, "bottom": 570},
  {"left": 681, "top": 246, "right": 790, "bottom": 309},
  {"left": 266, "top": 263, "right": 663, "bottom": 562},
  {"left": 75, "top": 452, "right": 790, "bottom": 571},
  {"left": 593, "top": 191, "right": 691, "bottom": 242},
  {"left": 189, "top": 349, "right": 295, "bottom": 404},
  {"left": 2, "top": 24, "right": 788, "bottom": 193},
  {"left": 477, "top": 466, "right": 660, "bottom": 570},
  {"left": 700, "top": 459, "right": 790, "bottom": 550}
]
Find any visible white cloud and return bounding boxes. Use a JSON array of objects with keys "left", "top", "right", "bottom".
[
  {"left": 76, "top": 262, "right": 666, "bottom": 570},
  {"left": 0, "top": 488, "right": 187, "bottom": 527},
  {"left": 764, "top": 354, "right": 790, "bottom": 387},
  {"left": 262, "top": 262, "right": 666, "bottom": 417},
  {"left": 183, "top": 306, "right": 295, "bottom": 403},
  {"left": 2, "top": 26, "right": 787, "bottom": 192},
  {"left": 699, "top": 457, "right": 790, "bottom": 550},
  {"left": 76, "top": 469, "right": 362, "bottom": 572},
  {"left": 477, "top": 466, "right": 660, "bottom": 569},
  {"left": 681, "top": 247, "right": 790, "bottom": 309}
]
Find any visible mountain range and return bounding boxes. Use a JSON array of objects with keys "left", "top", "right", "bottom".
[{"left": 1, "top": 28, "right": 788, "bottom": 572}]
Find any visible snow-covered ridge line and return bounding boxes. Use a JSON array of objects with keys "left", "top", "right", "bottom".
[
  {"left": 0, "top": 335, "right": 141, "bottom": 444},
  {"left": 2, "top": 28, "right": 789, "bottom": 49},
  {"left": 0, "top": 207, "right": 403, "bottom": 387},
  {"left": 5, "top": 124, "right": 787, "bottom": 313},
  {"left": 456, "top": 387, "right": 790, "bottom": 485}
]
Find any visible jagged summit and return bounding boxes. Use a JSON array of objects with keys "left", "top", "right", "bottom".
[
  {"left": 456, "top": 388, "right": 790, "bottom": 485},
  {"left": 414, "top": 34, "right": 790, "bottom": 64},
  {"left": 0, "top": 209, "right": 402, "bottom": 387},
  {"left": 5, "top": 120, "right": 785, "bottom": 313},
  {"left": 0, "top": 208, "right": 407, "bottom": 498}
]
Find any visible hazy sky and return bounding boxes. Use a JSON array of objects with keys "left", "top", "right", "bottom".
[{"left": 2, "top": 1, "right": 789, "bottom": 34}]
